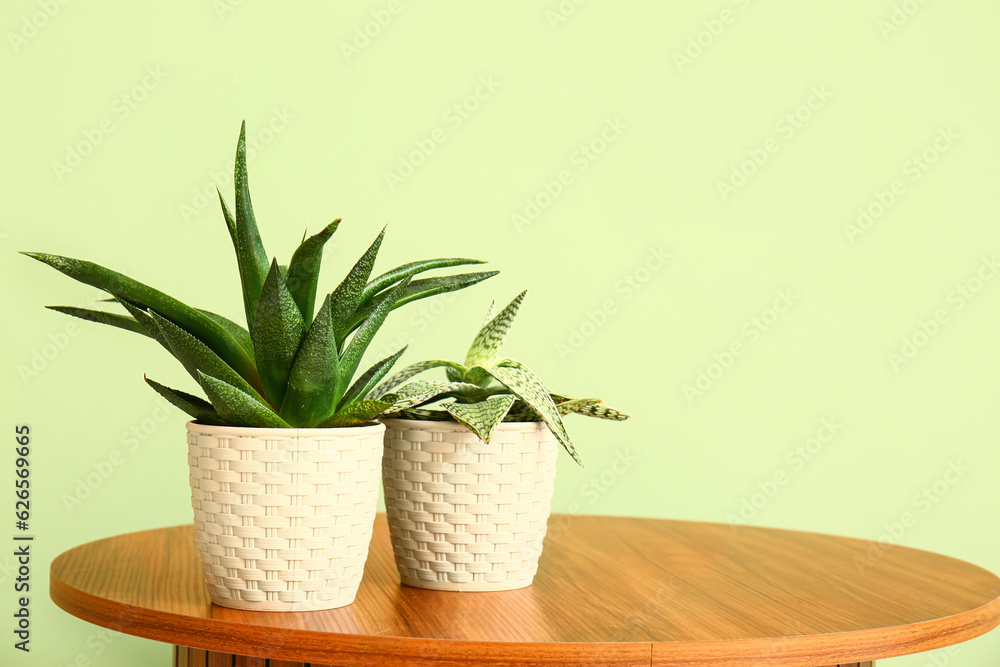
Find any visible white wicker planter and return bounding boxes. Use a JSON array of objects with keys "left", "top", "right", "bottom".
[
  {"left": 381, "top": 418, "right": 558, "bottom": 591},
  {"left": 185, "top": 421, "right": 384, "bottom": 611}
]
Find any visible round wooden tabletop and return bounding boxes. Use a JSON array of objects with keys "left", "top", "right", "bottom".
[{"left": 50, "top": 514, "right": 1000, "bottom": 667}]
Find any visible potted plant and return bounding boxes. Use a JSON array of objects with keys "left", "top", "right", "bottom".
[
  {"left": 371, "top": 290, "right": 629, "bottom": 591},
  {"left": 22, "top": 123, "right": 496, "bottom": 611}
]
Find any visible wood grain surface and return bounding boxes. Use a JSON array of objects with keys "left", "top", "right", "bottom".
[{"left": 51, "top": 514, "right": 1000, "bottom": 666}]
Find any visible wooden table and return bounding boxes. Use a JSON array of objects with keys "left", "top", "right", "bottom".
[{"left": 50, "top": 514, "right": 1000, "bottom": 667}]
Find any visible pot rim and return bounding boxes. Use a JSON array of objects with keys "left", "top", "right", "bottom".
[
  {"left": 185, "top": 420, "right": 385, "bottom": 438},
  {"left": 379, "top": 416, "right": 548, "bottom": 433}
]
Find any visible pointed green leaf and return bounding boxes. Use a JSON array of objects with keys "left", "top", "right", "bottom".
[
  {"left": 21, "top": 252, "right": 258, "bottom": 385},
  {"left": 465, "top": 290, "right": 526, "bottom": 367},
  {"left": 329, "top": 227, "right": 385, "bottom": 340},
  {"left": 481, "top": 358, "right": 581, "bottom": 466},
  {"left": 360, "top": 258, "right": 487, "bottom": 306},
  {"left": 144, "top": 376, "right": 223, "bottom": 425},
  {"left": 347, "top": 271, "right": 498, "bottom": 334},
  {"left": 253, "top": 259, "right": 305, "bottom": 408},
  {"left": 375, "top": 359, "right": 469, "bottom": 396},
  {"left": 217, "top": 186, "right": 237, "bottom": 248},
  {"left": 199, "top": 372, "right": 289, "bottom": 428},
  {"left": 45, "top": 306, "right": 149, "bottom": 337},
  {"left": 146, "top": 308, "right": 266, "bottom": 403},
  {"left": 116, "top": 298, "right": 171, "bottom": 353},
  {"left": 337, "top": 345, "right": 407, "bottom": 411},
  {"left": 338, "top": 275, "right": 411, "bottom": 398},
  {"left": 196, "top": 308, "right": 254, "bottom": 362},
  {"left": 233, "top": 121, "right": 270, "bottom": 332},
  {"left": 279, "top": 294, "right": 340, "bottom": 427},
  {"left": 319, "top": 399, "right": 393, "bottom": 428},
  {"left": 444, "top": 394, "right": 517, "bottom": 443},
  {"left": 285, "top": 219, "right": 341, "bottom": 324}
]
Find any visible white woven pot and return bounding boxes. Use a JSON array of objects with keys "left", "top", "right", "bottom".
[
  {"left": 381, "top": 418, "right": 558, "bottom": 591},
  {"left": 185, "top": 421, "right": 384, "bottom": 611}
]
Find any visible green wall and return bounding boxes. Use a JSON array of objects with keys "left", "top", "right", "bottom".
[{"left": 3, "top": 1, "right": 997, "bottom": 665}]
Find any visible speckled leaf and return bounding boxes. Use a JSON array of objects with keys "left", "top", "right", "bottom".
[
  {"left": 285, "top": 219, "right": 340, "bottom": 324},
  {"left": 232, "top": 121, "right": 270, "bottom": 333},
  {"left": 319, "top": 399, "right": 393, "bottom": 427},
  {"left": 508, "top": 397, "right": 598, "bottom": 420},
  {"left": 377, "top": 379, "right": 484, "bottom": 411},
  {"left": 147, "top": 308, "right": 266, "bottom": 404},
  {"left": 144, "top": 376, "right": 223, "bottom": 425},
  {"left": 482, "top": 299, "right": 496, "bottom": 326},
  {"left": 372, "top": 359, "right": 468, "bottom": 396},
  {"left": 507, "top": 397, "right": 606, "bottom": 421},
  {"left": 465, "top": 290, "right": 526, "bottom": 367},
  {"left": 572, "top": 401, "right": 631, "bottom": 420},
  {"left": 546, "top": 393, "right": 631, "bottom": 420},
  {"left": 45, "top": 306, "right": 148, "bottom": 337},
  {"left": 199, "top": 372, "right": 289, "bottom": 428},
  {"left": 391, "top": 407, "right": 453, "bottom": 421},
  {"left": 483, "top": 358, "right": 580, "bottom": 466},
  {"left": 253, "top": 259, "right": 305, "bottom": 408},
  {"left": 329, "top": 227, "right": 385, "bottom": 342},
  {"left": 337, "top": 345, "right": 408, "bottom": 411},
  {"left": 21, "top": 252, "right": 257, "bottom": 383},
  {"left": 555, "top": 398, "right": 603, "bottom": 415},
  {"left": 279, "top": 293, "right": 339, "bottom": 427},
  {"left": 443, "top": 394, "right": 516, "bottom": 443},
  {"left": 464, "top": 364, "right": 494, "bottom": 387}
]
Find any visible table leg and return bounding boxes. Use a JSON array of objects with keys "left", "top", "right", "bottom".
[
  {"left": 173, "top": 647, "right": 874, "bottom": 667},
  {"left": 173, "top": 645, "right": 353, "bottom": 667}
]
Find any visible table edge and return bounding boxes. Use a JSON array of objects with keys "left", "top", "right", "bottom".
[{"left": 49, "top": 519, "right": 1000, "bottom": 666}]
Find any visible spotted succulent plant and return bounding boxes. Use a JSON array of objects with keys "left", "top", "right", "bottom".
[{"left": 372, "top": 290, "right": 629, "bottom": 465}]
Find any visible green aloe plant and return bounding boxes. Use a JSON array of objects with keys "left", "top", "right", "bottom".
[
  {"left": 371, "top": 290, "right": 629, "bottom": 466},
  {"left": 22, "top": 122, "right": 496, "bottom": 429}
]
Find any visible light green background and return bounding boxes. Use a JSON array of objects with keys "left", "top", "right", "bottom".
[{"left": 3, "top": 1, "right": 998, "bottom": 665}]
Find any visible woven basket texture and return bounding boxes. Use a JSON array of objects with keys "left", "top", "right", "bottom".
[
  {"left": 186, "top": 421, "right": 384, "bottom": 611},
  {"left": 381, "top": 418, "right": 558, "bottom": 591}
]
